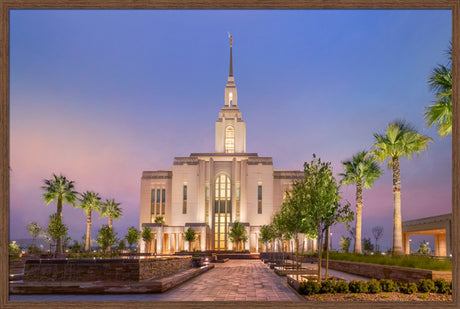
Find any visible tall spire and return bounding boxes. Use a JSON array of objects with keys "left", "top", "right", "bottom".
[{"left": 228, "top": 33, "right": 233, "bottom": 77}]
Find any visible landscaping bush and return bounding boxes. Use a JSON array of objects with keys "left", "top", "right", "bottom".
[
  {"left": 335, "top": 281, "right": 350, "bottom": 293},
  {"left": 434, "top": 279, "right": 451, "bottom": 294},
  {"left": 320, "top": 280, "right": 337, "bottom": 294},
  {"left": 348, "top": 280, "right": 368, "bottom": 293},
  {"left": 379, "top": 279, "right": 398, "bottom": 292},
  {"left": 399, "top": 283, "right": 417, "bottom": 294},
  {"left": 299, "top": 280, "right": 321, "bottom": 296},
  {"left": 417, "top": 279, "right": 436, "bottom": 293},
  {"left": 367, "top": 279, "right": 382, "bottom": 294}
]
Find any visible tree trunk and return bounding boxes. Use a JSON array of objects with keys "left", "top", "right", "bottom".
[
  {"left": 317, "top": 227, "right": 323, "bottom": 282},
  {"left": 392, "top": 157, "right": 404, "bottom": 255},
  {"left": 325, "top": 227, "right": 330, "bottom": 279},
  {"left": 354, "top": 181, "right": 363, "bottom": 254},
  {"left": 85, "top": 208, "right": 92, "bottom": 252},
  {"left": 109, "top": 216, "right": 113, "bottom": 230},
  {"left": 56, "top": 196, "right": 63, "bottom": 254}
]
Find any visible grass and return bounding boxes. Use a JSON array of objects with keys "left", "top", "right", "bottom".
[{"left": 322, "top": 252, "right": 451, "bottom": 271}]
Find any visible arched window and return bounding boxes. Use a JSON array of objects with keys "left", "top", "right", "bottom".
[
  {"left": 225, "top": 126, "right": 235, "bottom": 153},
  {"left": 229, "top": 92, "right": 233, "bottom": 106}
]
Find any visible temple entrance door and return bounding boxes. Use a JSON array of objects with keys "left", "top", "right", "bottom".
[{"left": 214, "top": 174, "right": 231, "bottom": 250}]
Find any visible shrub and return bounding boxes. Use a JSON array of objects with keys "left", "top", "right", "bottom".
[
  {"left": 335, "top": 281, "right": 350, "bottom": 293},
  {"left": 417, "top": 279, "right": 436, "bottom": 293},
  {"left": 349, "top": 280, "right": 368, "bottom": 293},
  {"left": 299, "top": 280, "right": 321, "bottom": 295},
  {"left": 367, "top": 279, "right": 382, "bottom": 294},
  {"left": 399, "top": 283, "right": 417, "bottom": 294},
  {"left": 379, "top": 279, "right": 398, "bottom": 292},
  {"left": 320, "top": 280, "right": 336, "bottom": 294},
  {"left": 434, "top": 279, "right": 451, "bottom": 294}
]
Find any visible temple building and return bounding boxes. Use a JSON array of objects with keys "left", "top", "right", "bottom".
[{"left": 139, "top": 36, "right": 316, "bottom": 253}]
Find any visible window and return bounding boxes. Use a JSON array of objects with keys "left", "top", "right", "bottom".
[
  {"left": 229, "top": 92, "right": 233, "bottom": 106},
  {"left": 183, "top": 185, "right": 187, "bottom": 214},
  {"left": 162, "top": 188, "right": 166, "bottom": 215},
  {"left": 258, "top": 185, "right": 262, "bottom": 214},
  {"left": 151, "top": 189, "right": 155, "bottom": 215},
  {"left": 225, "top": 126, "right": 235, "bottom": 153},
  {"left": 214, "top": 174, "right": 231, "bottom": 250}
]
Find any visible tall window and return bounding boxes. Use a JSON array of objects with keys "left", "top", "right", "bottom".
[
  {"left": 151, "top": 189, "right": 155, "bottom": 218},
  {"left": 214, "top": 174, "right": 231, "bottom": 250},
  {"left": 229, "top": 92, "right": 233, "bottom": 106},
  {"left": 156, "top": 189, "right": 161, "bottom": 215},
  {"left": 225, "top": 126, "right": 235, "bottom": 153},
  {"left": 151, "top": 188, "right": 166, "bottom": 221},
  {"left": 162, "top": 188, "right": 166, "bottom": 215},
  {"left": 183, "top": 185, "right": 187, "bottom": 214},
  {"left": 258, "top": 185, "right": 262, "bottom": 214}
]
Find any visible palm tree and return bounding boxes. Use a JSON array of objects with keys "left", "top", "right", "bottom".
[
  {"left": 41, "top": 173, "right": 78, "bottom": 253},
  {"left": 371, "top": 120, "right": 432, "bottom": 255},
  {"left": 424, "top": 43, "right": 452, "bottom": 137},
  {"left": 339, "top": 151, "right": 382, "bottom": 254},
  {"left": 78, "top": 191, "right": 103, "bottom": 251},
  {"left": 100, "top": 199, "right": 122, "bottom": 230}
]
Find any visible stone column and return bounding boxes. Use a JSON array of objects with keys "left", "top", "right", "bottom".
[
  {"left": 245, "top": 226, "right": 250, "bottom": 251},
  {"left": 157, "top": 228, "right": 163, "bottom": 254},
  {"left": 446, "top": 223, "right": 451, "bottom": 256},
  {"left": 201, "top": 227, "right": 207, "bottom": 252},
  {"left": 403, "top": 233, "right": 410, "bottom": 254},
  {"left": 256, "top": 232, "right": 259, "bottom": 253}
]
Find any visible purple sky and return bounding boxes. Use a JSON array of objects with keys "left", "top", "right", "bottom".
[{"left": 9, "top": 9, "right": 452, "bottom": 251}]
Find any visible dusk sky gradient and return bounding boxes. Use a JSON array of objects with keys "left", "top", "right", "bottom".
[{"left": 10, "top": 9, "right": 452, "bottom": 251}]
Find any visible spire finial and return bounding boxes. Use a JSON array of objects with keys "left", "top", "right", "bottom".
[{"left": 228, "top": 32, "right": 233, "bottom": 77}]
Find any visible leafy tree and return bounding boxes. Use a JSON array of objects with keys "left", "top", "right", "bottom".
[
  {"left": 70, "top": 240, "right": 82, "bottom": 253},
  {"left": 339, "top": 151, "right": 382, "bottom": 254},
  {"left": 141, "top": 226, "right": 153, "bottom": 253},
  {"left": 229, "top": 221, "right": 248, "bottom": 251},
  {"left": 46, "top": 213, "right": 69, "bottom": 255},
  {"left": 78, "top": 191, "right": 103, "bottom": 251},
  {"left": 154, "top": 216, "right": 165, "bottom": 224},
  {"left": 125, "top": 226, "right": 140, "bottom": 252},
  {"left": 339, "top": 236, "right": 351, "bottom": 253},
  {"left": 424, "top": 42, "right": 452, "bottom": 137},
  {"left": 26, "top": 221, "right": 42, "bottom": 248},
  {"left": 9, "top": 241, "right": 21, "bottom": 255},
  {"left": 372, "top": 226, "right": 384, "bottom": 252},
  {"left": 117, "top": 239, "right": 126, "bottom": 251},
  {"left": 300, "top": 154, "right": 353, "bottom": 281},
  {"left": 260, "top": 224, "right": 275, "bottom": 255},
  {"left": 96, "top": 225, "right": 118, "bottom": 253},
  {"left": 371, "top": 120, "right": 432, "bottom": 255},
  {"left": 41, "top": 173, "right": 78, "bottom": 253},
  {"left": 362, "top": 237, "right": 374, "bottom": 254},
  {"left": 184, "top": 227, "right": 196, "bottom": 252},
  {"left": 416, "top": 241, "right": 431, "bottom": 255},
  {"left": 100, "top": 198, "right": 122, "bottom": 230}
]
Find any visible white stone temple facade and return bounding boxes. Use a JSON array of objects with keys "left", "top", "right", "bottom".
[{"left": 139, "top": 36, "right": 316, "bottom": 253}]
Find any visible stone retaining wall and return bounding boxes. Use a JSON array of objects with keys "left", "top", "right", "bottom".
[{"left": 24, "top": 257, "right": 192, "bottom": 282}]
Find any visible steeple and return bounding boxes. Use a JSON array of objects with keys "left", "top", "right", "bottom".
[
  {"left": 229, "top": 33, "right": 233, "bottom": 77},
  {"left": 215, "top": 34, "right": 246, "bottom": 153}
]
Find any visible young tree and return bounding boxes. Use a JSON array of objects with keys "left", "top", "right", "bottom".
[
  {"left": 424, "top": 42, "right": 452, "bottom": 137},
  {"left": 339, "top": 236, "right": 351, "bottom": 253},
  {"left": 339, "top": 151, "right": 382, "bottom": 254},
  {"left": 260, "top": 224, "right": 274, "bottom": 256},
  {"left": 46, "top": 213, "right": 69, "bottom": 255},
  {"left": 362, "top": 238, "right": 374, "bottom": 254},
  {"left": 77, "top": 191, "right": 103, "bottom": 251},
  {"left": 300, "top": 154, "right": 353, "bottom": 281},
  {"left": 96, "top": 225, "right": 118, "bottom": 253},
  {"left": 141, "top": 226, "right": 153, "bottom": 253},
  {"left": 125, "top": 226, "right": 140, "bottom": 253},
  {"left": 229, "top": 221, "right": 248, "bottom": 252},
  {"left": 416, "top": 241, "right": 431, "bottom": 255},
  {"left": 154, "top": 216, "right": 165, "bottom": 224},
  {"left": 372, "top": 121, "right": 432, "bottom": 255},
  {"left": 100, "top": 199, "right": 123, "bottom": 230},
  {"left": 184, "top": 227, "right": 196, "bottom": 252},
  {"left": 372, "top": 226, "right": 384, "bottom": 252},
  {"left": 26, "top": 221, "right": 42, "bottom": 248},
  {"left": 41, "top": 174, "right": 78, "bottom": 253}
]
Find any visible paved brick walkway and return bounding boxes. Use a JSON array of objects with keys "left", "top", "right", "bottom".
[{"left": 10, "top": 260, "right": 304, "bottom": 302}]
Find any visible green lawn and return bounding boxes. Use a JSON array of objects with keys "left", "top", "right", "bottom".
[{"left": 321, "top": 252, "right": 452, "bottom": 271}]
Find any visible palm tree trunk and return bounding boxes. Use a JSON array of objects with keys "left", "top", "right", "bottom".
[
  {"left": 392, "top": 157, "right": 404, "bottom": 255},
  {"left": 56, "top": 196, "right": 63, "bottom": 254},
  {"left": 85, "top": 208, "right": 92, "bottom": 252},
  {"left": 354, "top": 181, "right": 363, "bottom": 254},
  {"left": 109, "top": 216, "right": 113, "bottom": 230}
]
